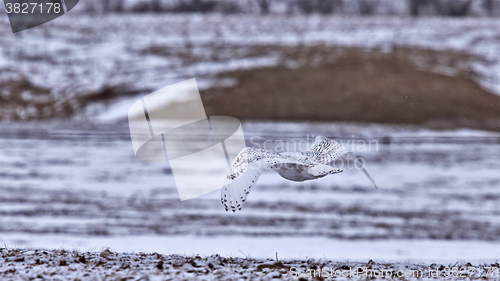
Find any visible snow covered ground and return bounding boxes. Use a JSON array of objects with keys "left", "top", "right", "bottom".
[
  {"left": 0, "top": 121, "right": 499, "bottom": 263},
  {"left": 1, "top": 13, "right": 500, "bottom": 275},
  {"left": 4, "top": 235, "right": 500, "bottom": 265},
  {"left": 1, "top": 14, "right": 500, "bottom": 120},
  {"left": 3, "top": 247, "right": 499, "bottom": 280}
]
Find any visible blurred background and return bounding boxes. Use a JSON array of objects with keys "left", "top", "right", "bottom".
[{"left": 0, "top": 0, "right": 500, "bottom": 262}]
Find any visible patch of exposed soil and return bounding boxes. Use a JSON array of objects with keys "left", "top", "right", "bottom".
[{"left": 201, "top": 46, "right": 500, "bottom": 131}]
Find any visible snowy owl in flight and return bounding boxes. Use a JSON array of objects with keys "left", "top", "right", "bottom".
[{"left": 221, "top": 136, "right": 378, "bottom": 212}]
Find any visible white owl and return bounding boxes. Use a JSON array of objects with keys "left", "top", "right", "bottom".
[{"left": 221, "top": 136, "right": 378, "bottom": 212}]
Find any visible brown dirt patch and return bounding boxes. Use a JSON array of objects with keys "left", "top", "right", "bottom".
[{"left": 200, "top": 46, "right": 500, "bottom": 131}]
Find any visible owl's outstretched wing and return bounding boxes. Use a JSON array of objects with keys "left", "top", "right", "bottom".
[
  {"left": 301, "top": 136, "right": 350, "bottom": 164},
  {"left": 221, "top": 147, "right": 340, "bottom": 212},
  {"left": 304, "top": 136, "right": 378, "bottom": 189},
  {"left": 221, "top": 160, "right": 264, "bottom": 212},
  {"left": 221, "top": 147, "right": 300, "bottom": 212}
]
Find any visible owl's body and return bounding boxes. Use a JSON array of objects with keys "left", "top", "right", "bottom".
[{"left": 221, "top": 136, "right": 378, "bottom": 212}]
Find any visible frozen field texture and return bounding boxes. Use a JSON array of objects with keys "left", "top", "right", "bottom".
[
  {"left": 2, "top": 248, "right": 500, "bottom": 280},
  {"left": 1, "top": 12, "right": 500, "bottom": 275},
  {"left": 0, "top": 121, "right": 499, "bottom": 263},
  {"left": 1, "top": 14, "right": 500, "bottom": 120}
]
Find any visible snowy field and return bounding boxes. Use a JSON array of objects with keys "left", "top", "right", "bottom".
[
  {"left": 1, "top": 121, "right": 499, "bottom": 264},
  {"left": 2, "top": 248, "right": 500, "bottom": 280},
  {"left": 1, "top": 12, "right": 500, "bottom": 278},
  {"left": 1, "top": 14, "right": 500, "bottom": 120}
]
